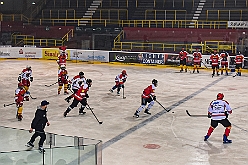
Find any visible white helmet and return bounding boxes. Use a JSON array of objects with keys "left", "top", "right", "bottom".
[
  {"left": 60, "top": 65, "right": 66, "bottom": 69},
  {"left": 26, "top": 65, "right": 31, "bottom": 69}
]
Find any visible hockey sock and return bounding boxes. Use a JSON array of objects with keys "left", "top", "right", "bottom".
[
  {"left": 207, "top": 126, "right": 214, "bottom": 136},
  {"left": 224, "top": 126, "right": 231, "bottom": 136},
  {"left": 137, "top": 105, "right": 145, "bottom": 113},
  {"left": 147, "top": 101, "right": 154, "bottom": 110}
]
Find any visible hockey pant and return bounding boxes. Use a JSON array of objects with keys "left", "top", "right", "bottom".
[{"left": 136, "top": 97, "right": 154, "bottom": 113}]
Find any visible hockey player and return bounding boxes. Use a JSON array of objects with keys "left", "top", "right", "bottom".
[
  {"left": 220, "top": 50, "right": 229, "bottom": 75},
  {"left": 18, "top": 65, "right": 33, "bottom": 101},
  {"left": 133, "top": 79, "right": 158, "bottom": 118},
  {"left": 192, "top": 48, "right": 202, "bottom": 73},
  {"left": 64, "top": 71, "right": 86, "bottom": 103},
  {"left": 109, "top": 70, "right": 127, "bottom": 95},
  {"left": 234, "top": 51, "right": 244, "bottom": 76},
  {"left": 15, "top": 82, "right": 26, "bottom": 121},
  {"left": 177, "top": 47, "right": 188, "bottom": 72},
  {"left": 209, "top": 50, "right": 220, "bottom": 77},
  {"left": 204, "top": 93, "right": 233, "bottom": 143},
  {"left": 64, "top": 79, "right": 92, "bottom": 117},
  {"left": 57, "top": 46, "right": 68, "bottom": 69},
  {"left": 57, "top": 65, "right": 69, "bottom": 95}
]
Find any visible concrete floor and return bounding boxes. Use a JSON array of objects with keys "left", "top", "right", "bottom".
[{"left": 0, "top": 59, "right": 248, "bottom": 165}]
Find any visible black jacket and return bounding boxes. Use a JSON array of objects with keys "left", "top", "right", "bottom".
[{"left": 31, "top": 106, "right": 48, "bottom": 132}]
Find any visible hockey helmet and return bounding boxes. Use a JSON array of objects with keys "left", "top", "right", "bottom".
[
  {"left": 26, "top": 65, "right": 31, "bottom": 70},
  {"left": 122, "top": 70, "right": 127, "bottom": 75},
  {"left": 86, "top": 79, "right": 92, "bottom": 87},
  {"left": 60, "top": 64, "right": 66, "bottom": 69},
  {"left": 217, "top": 93, "right": 224, "bottom": 100},
  {"left": 79, "top": 71, "right": 84, "bottom": 77},
  {"left": 152, "top": 79, "right": 158, "bottom": 87}
]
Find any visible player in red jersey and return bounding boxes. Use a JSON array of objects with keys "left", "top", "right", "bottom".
[
  {"left": 219, "top": 50, "right": 229, "bottom": 75},
  {"left": 209, "top": 50, "right": 220, "bottom": 77},
  {"left": 192, "top": 48, "right": 202, "bottom": 73},
  {"left": 234, "top": 51, "right": 244, "bottom": 76},
  {"left": 57, "top": 65, "right": 69, "bottom": 95}
]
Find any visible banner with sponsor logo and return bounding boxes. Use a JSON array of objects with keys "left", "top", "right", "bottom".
[
  {"left": 42, "top": 48, "right": 70, "bottom": 60},
  {"left": 140, "top": 53, "right": 165, "bottom": 64},
  {"left": 109, "top": 52, "right": 140, "bottom": 63},
  {"left": 228, "top": 21, "right": 248, "bottom": 28},
  {"left": 70, "top": 50, "right": 109, "bottom": 62},
  {"left": 0, "top": 47, "right": 42, "bottom": 58}
]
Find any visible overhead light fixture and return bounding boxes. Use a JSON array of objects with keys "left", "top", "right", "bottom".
[
  {"left": 32, "top": 2, "right": 36, "bottom": 5},
  {"left": 0, "top": 1, "right": 4, "bottom": 5}
]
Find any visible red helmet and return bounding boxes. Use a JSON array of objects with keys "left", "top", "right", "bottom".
[
  {"left": 122, "top": 70, "right": 127, "bottom": 75},
  {"left": 217, "top": 93, "right": 224, "bottom": 99}
]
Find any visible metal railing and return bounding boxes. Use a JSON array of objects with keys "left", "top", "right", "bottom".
[
  {"left": 42, "top": 9, "right": 76, "bottom": 19},
  {"left": 145, "top": 10, "right": 187, "bottom": 20},
  {"left": 205, "top": 9, "right": 248, "bottom": 21},
  {"left": 113, "top": 40, "right": 236, "bottom": 53},
  {"left": 11, "top": 29, "right": 74, "bottom": 47}
]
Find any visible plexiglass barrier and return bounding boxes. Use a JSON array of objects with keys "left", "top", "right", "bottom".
[{"left": 0, "top": 126, "right": 102, "bottom": 165}]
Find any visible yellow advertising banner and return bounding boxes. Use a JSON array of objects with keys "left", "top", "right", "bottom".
[{"left": 42, "top": 48, "right": 70, "bottom": 60}]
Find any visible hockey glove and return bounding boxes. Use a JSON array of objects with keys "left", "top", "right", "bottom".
[
  {"left": 30, "top": 77, "right": 33, "bottom": 82},
  {"left": 121, "top": 84, "right": 124, "bottom": 88},
  {"left": 123, "top": 79, "right": 126, "bottom": 83},
  {"left": 18, "top": 75, "right": 21, "bottom": 82},
  {"left": 207, "top": 113, "right": 212, "bottom": 118},
  {"left": 58, "top": 78, "right": 62, "bottom": 83},
  {"left": 85, "top": 94, "right": 89, "bottom": 98},
  {"left": 152, "top": 95, "right": 156, "bottom": 101}
]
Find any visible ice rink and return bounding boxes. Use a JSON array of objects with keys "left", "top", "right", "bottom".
[{"left": 0, "top": 59, "right": 248, "bottom": 165}]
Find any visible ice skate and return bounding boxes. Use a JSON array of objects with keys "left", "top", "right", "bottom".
[
  {"left": 197, "top": 70, "right": 199, "bottom": 73},
  {"left": 63, "top": 111, "right": 67, "bottom": 117},
  {"left": 39, "top": 147, "right": 45, "bottom": 153},
  {"left": 79, "top": 108, "right": 86, "bottom": 115},
  {"left": 26, "top": 142, "right": 34, "bottom": 148},
  {"left": 64, "top": 91, "right": 69, "bottom": 95},
  {"left": 204, "top": 135, "right": 209, "bottom": 141},
  {"left": 133, "top": 112, "right": 139, "bottom": 118},
  {"left": 17, "top": 114, "right": 23, "bottom": 121},
  {"left": 223, "top": 135, "right": 232, "bottom": 144},
  {"left": 144, "top": 109, "right": 151, "bottom": 115},
  {"left": 109, "top": 89, "right": 113, "bottom": 93},
  {"left": 117, "top": 91, "right": 120, "bottom": 96}
]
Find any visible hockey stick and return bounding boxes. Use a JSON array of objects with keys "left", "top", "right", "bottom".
[
  {"left": 3, "top": 102, "right": 15, "bottom": 107},
  {"left": 201, "top": 61, "right": 208, "bottom": 69},
  {"left": 45, "top": 82, "right": 58, "bottom": 87},
  {"left": 87, "top": 104, "right": 103, "bottom": 124},
  {"left": 29, "top": 93, "right": 37, "bottom": 99},
  {"left": 155, "top": 100, "right": 170, "bottom": 112},
  {"left": 123, "top": 87, "right": 126, "bottom": 99},
  {"left": 185, "top": 110, "right": 207, "bottom": 117}
]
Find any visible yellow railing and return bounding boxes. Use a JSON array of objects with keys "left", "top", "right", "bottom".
[
  {"left": 98, "top": 9, "right": 128, "bottom": 20},
  {"left": 145, "top": 10, "right": 187, "bottom": 20},
  {"left": 39, "top": 19, "right": 231, "bottom": 29},
  {"left": 42, "top": 9, "right": 76, "bottom": 19},
  {"left": 11, "top": 29, "right": 73, "bottom": 47},
  {"left": 114, "top": 30, "right": 125, "bottom": 43},
  {"left": 113, "top": 41, "right": 236, "bottom": 53},
  {"left": 206, "top": 9, "right": 248, "bottom": 21},
  {"left": 0, "top": 14, "right": 30, "bottom": 22}
]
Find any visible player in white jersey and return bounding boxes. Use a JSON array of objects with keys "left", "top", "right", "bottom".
[
  {"left": 18, "top": 65, "right": 33, "bottom": 101},
  {"left": 64, "top": 71, "right": 86, "bottom": 103},
  {"left": 204, "top": 93, "right": 233, "bottom": 143}
]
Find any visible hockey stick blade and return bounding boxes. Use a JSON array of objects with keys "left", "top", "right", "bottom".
[{"left": 186, "top": 110, "right": 207, "bottom": 117}]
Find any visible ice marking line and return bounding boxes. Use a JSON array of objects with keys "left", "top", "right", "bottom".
[{"left": 68, "top": 76, "right": 227, "bottom": 164}]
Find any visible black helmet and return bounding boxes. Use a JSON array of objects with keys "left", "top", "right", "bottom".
[
  {"left": 152, "top": 79, "right": 158, "bottom": 87},
  {"left": 86, "top": 79, "right": 92, "bottom": 87},
  {"left": 79, "top": 71, "right": 84, "bottom": 76}
]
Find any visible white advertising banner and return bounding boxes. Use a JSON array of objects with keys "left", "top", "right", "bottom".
[
  {"left": 70, "top": 49, "right": 109, "bottom": 62},
  {"left": 0, "top": 47, "right": 42, "bottom": 58},
  {"left": 228, "top": 21, "right": 248, "bottom": 28}
]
